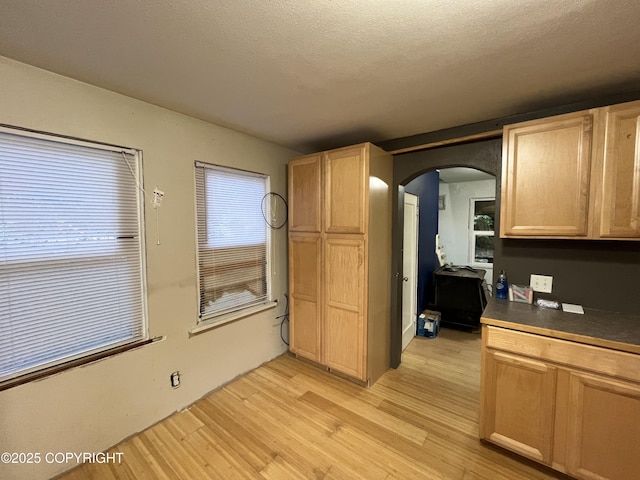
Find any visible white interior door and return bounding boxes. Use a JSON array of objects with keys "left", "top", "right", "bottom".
[{"left": 402, "top": 193, "right": 419, "bottom": 351}]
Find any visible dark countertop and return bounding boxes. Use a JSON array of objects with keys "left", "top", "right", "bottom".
[{"left": 481, "top": 298, "right": 640, "bottom": 355}]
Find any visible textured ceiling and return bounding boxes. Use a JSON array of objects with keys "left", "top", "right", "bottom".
[
  {"left": 439, "top": 167, "right": 495, "bottom": 184},
  {"left": 1, "top": 0, "right": 640, "bottom": 153}
]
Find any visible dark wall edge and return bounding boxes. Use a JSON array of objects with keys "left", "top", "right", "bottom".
[{"left": 379, "top": 91, "right": 640, "bottom": 153}]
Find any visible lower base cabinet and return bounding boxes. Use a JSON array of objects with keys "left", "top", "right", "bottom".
[
  {"left": 481, "top": 350, "right": 556, "bottom": 465},
  {"left": 480, "top": 325, "right": 640, "bottom": 480},
  {"left": 565, "top": 372, "right": 640, "bottom": 480}
]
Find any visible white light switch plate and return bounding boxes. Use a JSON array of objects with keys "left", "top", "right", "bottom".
[{"left": 530, "top": 274, "right": 553, "bottom": 293}]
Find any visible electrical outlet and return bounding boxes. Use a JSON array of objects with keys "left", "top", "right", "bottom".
[
  {"left": 530, "top": 274, "right": 553, "bottom": 293},
  {"left": 170, "top": 371, "right": 181, "bottom": 388}
]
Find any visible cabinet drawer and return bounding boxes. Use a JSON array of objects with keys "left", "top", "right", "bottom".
[{"left": 485, "top": 326, "right": 640, "bottom": 384}]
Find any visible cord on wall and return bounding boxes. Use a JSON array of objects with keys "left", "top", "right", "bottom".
[
  {"left": 121, "top": 152, "right": 146, "bottom": 195},
  {"left": 121, "top": 152, "right": 164, "bottom": 246},
  {"left": 276, "top": 293, "right": 290, "bottom": 346}
]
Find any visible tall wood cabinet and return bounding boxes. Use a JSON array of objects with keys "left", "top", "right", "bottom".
[
  {"left": 500, "top": 99, "right": 640, "bottom": 240},
  {"left": 288, "top": 143, "right": 392, "bottom": 385},
  {"left": 481, "top": 325, "right": 640, "bottom": 480}
]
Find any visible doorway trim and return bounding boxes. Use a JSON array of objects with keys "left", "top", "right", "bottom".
[{"left": 401, "top": 192, "right": 419, "bottom": 351}]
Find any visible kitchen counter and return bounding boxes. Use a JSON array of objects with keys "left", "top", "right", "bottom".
[{"left": 481, "top": 298, "right": 640, "bottom": 355}]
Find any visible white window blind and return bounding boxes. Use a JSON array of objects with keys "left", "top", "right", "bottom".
[
  {"left": 195, "top": 162, "right": 270, "bottom": 321},
  {"left": 0, "top": 128, "right": 146, "bottom": 383}
]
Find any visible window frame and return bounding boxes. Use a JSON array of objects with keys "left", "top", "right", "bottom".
[
  {"left": 193, "top": 162, "right": 274, "bottom": 330},
  {"left": 0, "top": 125, "right": 149, "bottom": 386},
  {"left": 468, "top": 196, "right": 495, "bottom": 268}
]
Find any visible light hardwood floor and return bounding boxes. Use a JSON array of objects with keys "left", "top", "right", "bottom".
[{"left": 59, "top": 328, "right": 567, "bottom": 479}]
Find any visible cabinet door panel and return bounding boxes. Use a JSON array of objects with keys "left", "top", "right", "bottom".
[
  {"left": 289, "top": 235, "right": 321, "bottom": 362},
  {"left": 288, "top": 154, "right": 322, "bottom": 232},
  {"left": 481, "top": 350, "right": 556, "bottom": 464},
  {"left": 323, "top": 237, "right": 365, "bottom": 380},
  {"left": 600, "top": 105, "right": 640, "bottom": 238},
  {"left": 501, "top": 113, "right": 592, "bottom": 237},
  {"left": 324, "top": 308, "right": 362, "bottom": 379},
  {"left": 325, "top": 146, "right": 367, "bottom": 234},
  {"left": 566, "top": 372, "right": 640, "bottom": 480}
]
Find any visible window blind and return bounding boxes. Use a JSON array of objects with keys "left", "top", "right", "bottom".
[
  {"left": 0, "top": 128, "right": 146, "bottom": 382},
  {"left": 195, "top": 163, "right": 270, "bottom": 321}
]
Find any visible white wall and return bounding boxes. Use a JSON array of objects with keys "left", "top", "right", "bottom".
[
  {"left": 0, "top": 56, "right": 298, "bottom": 480},
  {"left": 437, "top": 179, "right": 496, "bottom": 283},
  {"left": 437, "top": 183, "right": 454, "bottom": 263}
]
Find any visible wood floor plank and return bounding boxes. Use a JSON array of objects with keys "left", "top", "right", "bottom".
[
  {"left": 227, "top": 373, "right": 342, "bottom": 439},
  {"left": 210, "top": 390, "right": 332, "bottom": 479},
  {"left": 189, "top": 400, "right": 277, "bottom": 472},
  {"left": 105, "top": 450, "right": 137, "bottom": 480},
  {"left": 58, "top": 328, "right": 567, "bottom": 480},
  {"left": 251, "top": 364, "right": 429, "bottom": 447},
  {"left": 162, "top": 410, "right": 205, "bottom": 441},
  {"left": 136, "top": 429, "right": 190, "bottom": 479},
  {"left": 117, "top": 436, "right": 174, "bottom": 480},
  {"left": 213, "top": 369, "right": 393, "bottom": 480},
  {"left": 231, "top": 390, "right": 389, "bottom": 480},
  {"left": 299, "top": 390, "right": 461, "bottom": 480},
  {"left": 180, "top": 427, "right": 260, "bottom": 480},
  {"left": 258, "top": 454, "right": 308, "bottom": 480},
  {"left": 142, "top": 423, "right": 214, "bottom": 480},
  {"left": 330, "top": 423, "right": 444, "bottom": 479},
  {"left": 292, "top": 373, "right": 429, "bottom": 445}
]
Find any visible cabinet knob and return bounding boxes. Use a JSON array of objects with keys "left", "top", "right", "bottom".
[{"left": 403, "top": 277, "right": 409, "bottom": 282}]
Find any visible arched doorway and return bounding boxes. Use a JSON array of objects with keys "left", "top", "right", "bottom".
[{"left": 390, "top": 138, "right": 502, "bottom": 368}]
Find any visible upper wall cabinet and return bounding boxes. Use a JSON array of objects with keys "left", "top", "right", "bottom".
[
  {"left": 288, "top": 153, "right": 322, "bottom": 233},
  {"left": 598, "top": 102, "right": 640, "bottom": 238},
  {"left": 501, "top": 111, "right": 593, "bottom": 237},
  {"left": 500, "top": 100, "right": 640, "bottom": 240}
]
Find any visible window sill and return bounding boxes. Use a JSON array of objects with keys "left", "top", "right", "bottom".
[
  {"left": 0, "top": 336, "right": 164, "bottom": 392},
  {"left": 189, "top": 301, "right": 278, "bottom": 337},
  {"left": 470, "top": 264, "right": 494, "bottom": 270}
]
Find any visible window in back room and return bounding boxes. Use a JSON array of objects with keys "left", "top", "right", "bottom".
[
  {"left": 469, "top": 198, "right": 495, "bottom": 267},
  {"left": 0, "top": 127, "right": 147, "bottom": 384}
]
